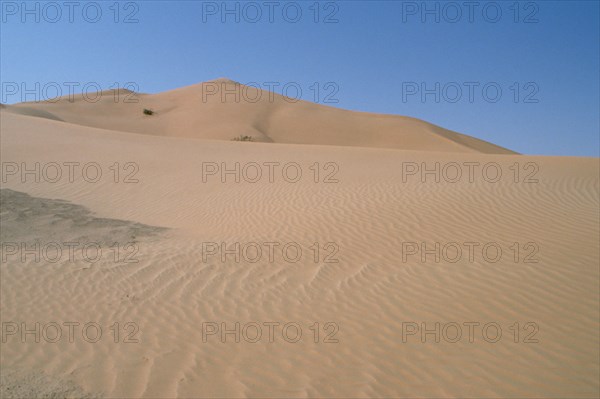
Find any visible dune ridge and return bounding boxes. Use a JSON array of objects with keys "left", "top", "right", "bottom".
[{"left": 3, "top": 78, "right": 516, "bottom": 154}]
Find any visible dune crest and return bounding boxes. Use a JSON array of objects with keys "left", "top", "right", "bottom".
[{"left": 4, "top": 78, "right": 516, "bottom": 154}]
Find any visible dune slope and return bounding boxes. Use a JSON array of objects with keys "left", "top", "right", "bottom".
[
  {"left": 0, "top": 111, "right": 598, "bottom": 398},
  {"left": 3, "top": 79, "right": 516, "bottom": 154}
]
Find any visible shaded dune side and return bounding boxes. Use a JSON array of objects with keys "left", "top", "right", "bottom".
[
  {"left": 0, "top": 368, "right": 100, "bottom": 399},
  {"left": 0, "top": 189, "right": 168, "bottom": 245}
]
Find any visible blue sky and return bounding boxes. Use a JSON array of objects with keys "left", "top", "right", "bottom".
[{"left": 1, "top": 0, "right": 598, "bottom": 156}]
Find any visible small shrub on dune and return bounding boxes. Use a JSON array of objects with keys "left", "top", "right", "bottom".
[{"left": 232, "top": 135, "right": 254, "bottom": 142}]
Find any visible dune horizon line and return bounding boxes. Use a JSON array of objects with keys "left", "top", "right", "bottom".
[{"left": 1, "top": 77, "right": 520, "bottom": 155}]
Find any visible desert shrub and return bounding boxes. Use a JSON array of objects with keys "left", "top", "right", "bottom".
[
  {"left": 143, "top": 108, "right": 154, "bottom": 115},
  {"left": 232, "top": 135, "right": 254, "bottom": 142}
]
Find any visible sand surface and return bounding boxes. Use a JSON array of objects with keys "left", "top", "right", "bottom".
[
  {"left": 3, "top": 78, "right": 515, "bottom": 154},
  {"left": 0, "top": 84, "right": 598, "bottom": 398}
]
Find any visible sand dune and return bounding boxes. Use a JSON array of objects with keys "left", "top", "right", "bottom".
[
  {"left": 3, "top": 79, "right": 515, "bottom": 154},
  {"left": 0, "top": 109, "right": 598, "bottom": 398}
]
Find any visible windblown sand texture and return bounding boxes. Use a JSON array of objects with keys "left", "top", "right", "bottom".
[{"left": 1, "top": 80, "right": 598, "bottom": 398}]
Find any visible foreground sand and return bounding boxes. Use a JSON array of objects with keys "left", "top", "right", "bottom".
[{"left": 1, "top": 110, "right": 598, "bottom": 398}]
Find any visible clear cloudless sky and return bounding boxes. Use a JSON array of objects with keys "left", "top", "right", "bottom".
[{"left": 1, "top": 0, "right": 598, "bottom": 156}]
